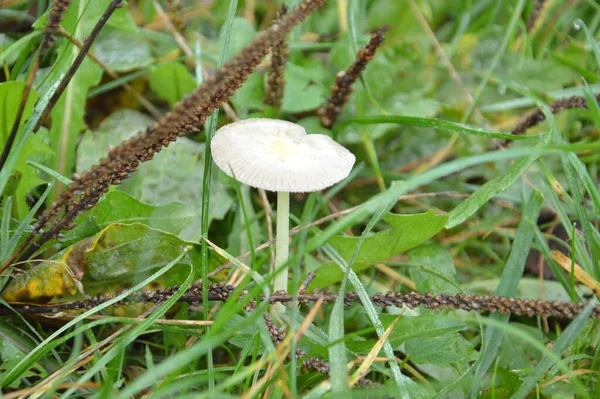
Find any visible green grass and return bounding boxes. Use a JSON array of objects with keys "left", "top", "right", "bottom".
[{"left": 0, "top": 0, "right": 600, "bottom": 397}]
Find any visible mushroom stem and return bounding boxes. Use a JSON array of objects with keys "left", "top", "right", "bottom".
[{"left": 272, "top": 191, "right": 290, "bottom": 314}]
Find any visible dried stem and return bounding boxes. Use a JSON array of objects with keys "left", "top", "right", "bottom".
[
  {"left": 56, "top": 26, "right": 163, "bottom": 120},
  {"left": 4, "top": 0, "right": 328, "bottom": 268},
  {"left": 33, "top": 0, "right": 124, "bottom": 133},
  {"left": 0, "top": 0, "right": 73, "bottom": 172},
  {"left": 319, "top": 30, "right": 384, "bottom": 128},
  {"left": 165, "top": 0, "right": 185, "bottom": 32}
]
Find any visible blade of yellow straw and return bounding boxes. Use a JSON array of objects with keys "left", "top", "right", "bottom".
[
  {"left": 552, "top": 250, "right": 600, "bottom": 297},
  {"left": 349, "top": 314, "right": 400, "bottom": 386}
]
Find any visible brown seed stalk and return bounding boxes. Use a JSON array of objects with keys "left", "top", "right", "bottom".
[
  {"left": 264, "top": 5, "right": 289, "bottom": 109},
  {"left": 42, "top": 0, "right": 74, "bottom": 51},
  {"left": 2, "top": 285, "right": 598, "bottom": 322},
  {"left": 319, "top": 30, "right": 384, "bottom": 128},
  {"left": 526, "top": 0, "right": 548, "bottom": 32},
  {"left": 512, "top": 93, "right": 600, "bottom": 136}
]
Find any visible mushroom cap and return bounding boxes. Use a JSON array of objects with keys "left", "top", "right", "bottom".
[{"left": 211, "top": 118, "right": 356, "bottom": 193}]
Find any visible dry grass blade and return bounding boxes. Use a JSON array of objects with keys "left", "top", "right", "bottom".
[
  {"left": 242, "top": 298, "right": 325, "bottom": 399},
  {"left": 552, "top": 250, "right": 600, "bottom": 297},
  {"left": 349, "top": 314, "right": 399, "bottom": 386},
  {"left": 1, "top": 382, "right": 102, "bottom": 399},
  {"left": 54, "top": 313, "right": 214, "bottom": 327}
]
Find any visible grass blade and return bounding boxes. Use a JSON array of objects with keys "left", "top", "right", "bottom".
[
  {"left": 60, "top": 255, "right": 196, "bottom": 398},
  {"left": 0, "top": 77, "right": 62, "bottom": 203},
  {"left": 336, "top": 115, "right": 530, "bottom": 140},
  {"left": 446, "top": 156, "right": 536, "bottom": 228},
  {"left": 199, "top": 0, "right": 238, "bottom": 391},
  {"left": 305, "top": 145, "right": 578, "bottom": 254},
  {"left": 511, "top": 302, "right": 595, "bottom": 399},
  {"left": 3, "top": 180, "right": 54, "bottom": 263},
  {"left": 327, "top": 245, "right": 350, "bottom": 392},
  {"left": 324, "top": 242, "right": 416, "bottom": 397},
  {"left": 0, "top": 196, "right": 11, "bottom": 261},
  {"left": 576, "top": 19, "right": 600, "bottom": 67},
  {"left": 470, "top": 190, "right": 543, "bottom": 397},
  {"left": 1, "top": 248, "right": 190, "bottom": 388},
  {"left": 462, "top": 0, "right": 526, "bottom": 121}
]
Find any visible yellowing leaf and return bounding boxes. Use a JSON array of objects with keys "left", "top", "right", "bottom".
[
  {"left": 1, "top": 261, "right": 80, "bottom": 302},
  {"left": 1, "top": 223, "right": 192, "bottom": 303}
]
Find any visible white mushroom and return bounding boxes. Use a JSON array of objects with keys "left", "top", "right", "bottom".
[{"left": 211, "top": 118, "right": 355, "bottom": 314}]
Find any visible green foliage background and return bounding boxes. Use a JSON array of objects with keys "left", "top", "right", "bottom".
[{"left": 0, "top": 0, "right": 600, "bottom": 397}]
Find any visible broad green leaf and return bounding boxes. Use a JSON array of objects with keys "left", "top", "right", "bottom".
[
  {"left": 446, "top": 157, "right": 536, "bottom": 228},
  {"left": 346, "top": 316, "right": 467, "bottom": 354},
  {"left": 82, "top": 223, "right": 192, "bottom": 284},
  {"left": 408, "top": 243, "right": 458, "bottom": 294},
  {"left": 312, "top": 211, "right": 447, "bottom": 288},
  {"left": 330, "top": 211, "right": 448, "bottom": 262},
  {"left": 121, "top": 135, "right": 233, "bottom": 240},
  {"left": 232, "top": 72, "right": 264, "bottom": 113},
  {"left": 77, "top": 109, "right": 151, "bottom": 172},
  {"left": 0, "top": 320, "right": 36, "bottom": 358},
  {"left": 478, "top": 368, "right": 521, "bottom": 398},
  {"left": 63, "top": 190, "right": 198, "bottom": 242},
  {"left": 494, "top": 53, "right": 580, "bottom": 93},
  {"left": 77, "top": 109, "right": 233, "bottom": 239},
  {"left": 0, "top": 81, "right": 53, "bottom": 217},
  {"left": 105, "top": 5, "right": 138, "bottom": 32},
  {"left": 94, "top": 27, "right": 154, "bottom": 72},
  {"left": 148, "top": 62, "right": 196, "bottom": 108},
  {"left": 496, "top": 325, "right": 544, "bottom": 370},
  {"left": 282, "top": 63, "right": 326, "bottom": 113},
  {"left": 405, "top": 333, "right": 477, "bottom": 366},
  {"left": 0, "top": 321, "right": 44, "bottom": 388},
  {"left": 222, "top": 17, "right": 256, "bottom": 61},
  {"left": 0, "top": 31, "right": 40, "bottom": 66},
  {"left": 1, "top": 223, "right": 193, "bottom": 302},
  {"left": 297, "top": 116, "right": 334, "bottom": 137},
  {"left": 471, "top": 191, "right": 543, "bottom": 397}
]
